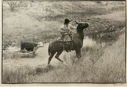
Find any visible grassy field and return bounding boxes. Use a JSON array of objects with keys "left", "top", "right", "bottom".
[
  {"left": 2, "top": 1, "right": 125, "bottom": 83},
  {"left": 2, "top": 33, "right": 125, "bottom": 83}
]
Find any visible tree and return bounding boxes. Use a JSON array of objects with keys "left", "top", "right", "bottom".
[{"left": 7, "top": 1, "right": 18, "bottom": 11}]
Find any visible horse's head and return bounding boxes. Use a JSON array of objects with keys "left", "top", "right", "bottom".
[
  {"left": 76, "top": 22, "right": 89, "bottom": 31},
  {"left": 75, "top": 22, "right": 89, "bottom": 40},
  {"left": 76, "top": 21, "right": 89, "bottom": 30}
]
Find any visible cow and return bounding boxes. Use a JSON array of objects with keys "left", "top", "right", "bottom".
[{"left": 21, "top": 41, "right": 44, "bottom": 53}]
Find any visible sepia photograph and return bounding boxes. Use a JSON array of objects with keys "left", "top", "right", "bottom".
[{"left": 2, "top": 0, "right": 126, "bottom": 84}]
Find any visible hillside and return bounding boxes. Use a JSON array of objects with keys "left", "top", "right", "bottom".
[{"left": 3, "top": 1, "right": 125, "bottom": 47}]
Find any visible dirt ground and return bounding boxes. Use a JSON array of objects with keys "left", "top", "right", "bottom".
[{"left": 3, "top": 10, "right": 125, "bottom": 70}]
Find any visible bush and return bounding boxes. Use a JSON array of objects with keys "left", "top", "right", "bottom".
[{"left": 7, "top": 1, "right": 19, "bottom": 11}]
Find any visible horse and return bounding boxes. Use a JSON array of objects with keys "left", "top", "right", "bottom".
[{"left": 48, "top": 22, "right": 89, "bottom": 64}]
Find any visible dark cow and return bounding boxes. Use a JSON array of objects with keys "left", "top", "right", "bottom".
[{"left": 21, "top": 41, "right": 44, "bottom": 52}]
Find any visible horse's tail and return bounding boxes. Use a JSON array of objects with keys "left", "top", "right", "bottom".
[{"left": 48, "top": 45, "right": 51, "bottom": 56}]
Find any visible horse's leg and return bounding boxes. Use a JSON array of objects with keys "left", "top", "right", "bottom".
[
  {"left": 75, "top": 49, "right": 79, "bottom": 58},
  {"left": 75, "top": 49, "right": 81, "bottom": 59},
  {"left": 55, "top": 51, "right": 63, "bottom": 63},
  {"left": 48, "top": 52, "right": 56, "bottom": 64},
  {"left": 79, "top": 49, "right": 81, "bottom": 58}
]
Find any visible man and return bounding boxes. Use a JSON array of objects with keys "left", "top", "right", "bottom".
[
  {"left": 59, "top": 19, "right": 76, "bottom": 52},
  {"left": 59, "top": 19, "right": 76, "bottom": 41}
]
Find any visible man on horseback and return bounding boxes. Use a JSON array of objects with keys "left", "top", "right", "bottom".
[
  {"left": 48, "top": 22, "right": 89, "bottom": 64},
  {"left": 59, "top": 19, "right": 76, "bottom": 41},
  {"left": 58, "top": 19, "right": 76, "bottom": 52}
]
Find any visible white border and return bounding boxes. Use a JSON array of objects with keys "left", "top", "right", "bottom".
[{"left": 0, "top": 0, "right": 126, "bottom": 86}]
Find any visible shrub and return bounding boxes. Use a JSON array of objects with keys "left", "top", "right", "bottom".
[{"left": 7, "top": 1, "right": 19, "bottom": 11}]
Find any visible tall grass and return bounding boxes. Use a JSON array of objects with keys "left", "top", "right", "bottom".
[
  {"left": 2, "top": 66, "right": 35, "bottom": 83},
  {"left": 2, "top": 65, "right": 55, "bottom": 83},
  {"left": 94, "top": 33, "right": 125, "bottom": 83},
  {"left": 2, "top": 33, "right": 125, "bottom": 83}
]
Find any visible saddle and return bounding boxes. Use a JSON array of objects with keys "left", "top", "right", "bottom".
[
  {"left": 63, "top": 41, "right": 74, "bottom": 52},
  {"left": 57, "top": 34, "right": 74, "bottom": 52}
]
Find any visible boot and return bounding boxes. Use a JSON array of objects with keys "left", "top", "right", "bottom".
[
  {"left": 64, "top": 41, "right": 70, "bottom": 52},
  {"left": 59, "top": 36, "right": 64, "bottom": 41},
  {"left": 61, "top": 34, "right": 65, "bottom": 41}
]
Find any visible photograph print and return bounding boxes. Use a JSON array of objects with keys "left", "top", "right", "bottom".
[{"left": 2, "top": 0, "right": 126, "bottom": 84}]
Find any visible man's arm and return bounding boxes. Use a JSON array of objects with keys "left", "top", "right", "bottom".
[{"left": 69, "top": 24, "right": 76, "bottom": 30}]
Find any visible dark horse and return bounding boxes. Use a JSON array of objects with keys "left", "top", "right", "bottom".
[{"left": 48, "top": 22, "right": 89, "bottom": 64}]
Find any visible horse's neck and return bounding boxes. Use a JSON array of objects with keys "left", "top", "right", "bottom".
[
  {"left": 76, "top": 28, "right": 84, "bottom": 40},
  {"left": 77, "top": 31, "right": 84, "bottom": 41}
]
